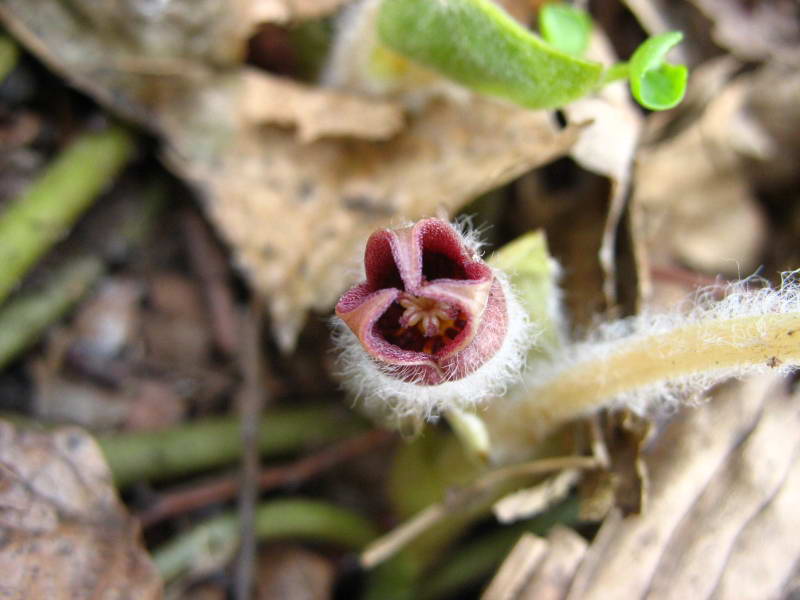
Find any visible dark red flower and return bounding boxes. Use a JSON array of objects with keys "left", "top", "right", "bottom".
[{"left": 334, "top": 218, "right": 530, "bottom": 418}]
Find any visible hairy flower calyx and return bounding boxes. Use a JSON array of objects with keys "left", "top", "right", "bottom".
[{"left": 334, "top": 218, "right": 531, "bottom": 411}]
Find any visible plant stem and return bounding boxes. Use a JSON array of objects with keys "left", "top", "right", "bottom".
[
  {"left": 520, "top": 312, "right": 800, "bottom": 429},
  {"left": 153, "top": 498, "right": 378, "bottom": 581},
  {"left": 0, "top": 181, "right": 165, "bottom": 370},
  {"left": 0, "top": 126, "right": 134, "bottom": 305},
  {"left": 0, "top": 256, "right": 102, "bottom": 369},
  {"left": 98, "top": 406, "right": 365, "bottom": 487},
  {"left": 0, "top": 34, "right": 19, "bottom": 81},
  {"left": 597, "top": 61, "right": 629, "bottom": 87}
]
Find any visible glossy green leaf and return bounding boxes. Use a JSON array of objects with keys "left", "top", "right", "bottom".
[
  {"left": 539, "top": 3, "right": 592, "bottom": 57},
  {"left": 629, "top": 31, "right": 688, "bottom": 110},
  {"left": 377, "top": 0, "right": 603, "bottom": 109}
]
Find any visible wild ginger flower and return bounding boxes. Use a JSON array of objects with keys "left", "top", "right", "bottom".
[{"left": 333, "top": 218, "right": 532, "bottom": 420}]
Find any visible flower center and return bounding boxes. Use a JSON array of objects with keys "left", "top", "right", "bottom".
[
  {"left": 372, "top": 293, "right": 466, "bottom": 356},
  {"left": 398, "top": 294, "right": 454, "bottom": 338}
]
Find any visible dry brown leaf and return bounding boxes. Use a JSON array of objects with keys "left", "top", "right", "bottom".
[
  {"left": 0, "top": 0, "right": 582, "bottom": 350},
  {"left": 518, "top": 526, "right": 588, "bottom": 600},
  {"left": 635, "top": 73, "right": 771, "bottom": 275},
  {"left": 484, "top": 526, "right": 589, "bottom": 600},
  {"left": 246, "top": 0, "right": 350, "bottom": 25},
  {"left": 493, "top": 469, "right": 580, "bottom": 525},
  {"left": 564, "top": 374, "right": 800, "bottom": 600},
  {"left": 565, "top": 31, "right": 643, "bottom": 310},
  {"left": 0, "top": 420, "right": 161, "bottom": 599},
  {"left": 482, "top": 533, "right": 549, "bottom": 600},
  {"left": 256, "top": 546, "right": 335, "bottom": 600},
  {"left": 688, "top": 0, "right": 800, "bottom": 61},
  {"left": 239, "top": 70, "right": 404, "bottom": 142}
]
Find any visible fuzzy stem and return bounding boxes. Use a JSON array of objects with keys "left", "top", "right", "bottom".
[{"left": 525, "top": 312, "right": 800, "bottom": 427}]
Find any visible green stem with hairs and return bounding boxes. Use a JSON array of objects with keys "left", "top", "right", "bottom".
[{"left": 517, "top": 312, "right": 800, "bottom": 431}]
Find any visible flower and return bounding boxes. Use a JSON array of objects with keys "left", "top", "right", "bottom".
[{"left": 333, "top": 218, "right": 533, "bottom": 420}]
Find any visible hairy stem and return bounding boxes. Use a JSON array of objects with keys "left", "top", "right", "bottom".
[{"left": 524, "top": 312, "right": 800, "bottom": 428}]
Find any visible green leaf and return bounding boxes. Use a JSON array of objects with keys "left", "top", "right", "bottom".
[
  {"left": 489, "top": 230, "right": 563, "bottom": 354},
  {"left": 377, "top": 0, "right": 603, "bottom": 109},
  {"left": 629, "top": 31, "right": 688, "bottom": 110},
  {"left": 539, "top": 3, "right": 592, "bottom": 57}
]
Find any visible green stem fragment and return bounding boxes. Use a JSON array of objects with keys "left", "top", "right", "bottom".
[
  {"left": 153, "top": 498, "right": 378, "bottom": 581},
  {"left": 0, "top": 181, "right": 165, "bottom": 370},
  {"left": 597, "top": 62, "right": 630, "bottom": 87},
  {"left": 0, "top": 126, "right": 135, "bottom": 306},
  {"left": 99, "top": 406, "right": 365, "bottom": 487},
  {"left": 0, "top": 256, "right": 102, "bottom": 370},
  {"left": 0, "top": 34, "right": 19, "bottom": 81}
]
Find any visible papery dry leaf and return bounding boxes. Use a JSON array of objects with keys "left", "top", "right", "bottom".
[
  {"left": 482, "top": 533, "right": 549, "bottom": 600},
  {"left": 246, "top": 0, "right": 350, "bottom": 25},
  {"left": 256, "top": 546, "right": 335, "bottom": 600},
  {"left": 484, "top": 526, "right": 588, "bottom": 600},
  {"left": 565, "top": 31, "right": 642, "bottom": 310},
  {"left": 0, "top": 420, "right": 161, "bottom": 599},
  {"left": 0, "top": 0, "right": 582, "bottom": 350},
  {"left": 493, "top": 469, "right": 580, "bottom": 525},
  {"left": 634, "top": 73, "right": 770, "bottom": 275},
  {"left": 688, "top": 0, "right": 800, "bottom": 61},
  {"left": 239, "top": 70, "right": 404, "bottom": 142},
  {"left": 564, "top": 374, "right": 800, "bottom": 600},
  {"left": 518, "top": 526, "right": 587, "bottom": 600}
]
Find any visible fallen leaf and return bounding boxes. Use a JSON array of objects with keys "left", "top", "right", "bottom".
[
  {"left": 634, "top": 71, "right": 771, "bottom": 275},
  {"left": 0, "top": 420, "right": 161, "bottom": 598},
  {"left": 483, "top": 525, "right": 588, "bottom": 600},
  {"left": 482, "top": 533, "right": 549, "bottom": 600},
  {"left": 688, "top": 0, "right": 800, "bottom": 61},
  {"left": 256, "top": 546, "right": 335, "bottom": 600},
  {"left": 239, "top": 70, "right": 404, "bottom": 142},
  {"left": 564, "top": 30, "right": 643, "bottom": 310},
  {"left": 518, "top": 526, "right": 588, "bottom": 600},
  {"left": 563, "top": 374, "right": 800, "bottom": 600},
  {"left": 247, "top": 0, "right": 351, "bottom": 25},
  {"left": 0, "top": 0, "right": 582, "bottom": 350},
  {"left": 493, "top": 469, "right": 580, "bottom": 525}
]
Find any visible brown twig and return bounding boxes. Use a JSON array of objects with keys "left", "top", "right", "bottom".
[
  {"left": 180, "top": 207, "right": 239, "bottom": 356},
  {"left": 235, "top": 300, "right": 265, "bottom": 599},
  {"left": 137, "top": 429, "right": 393, "bottom": 528}
]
